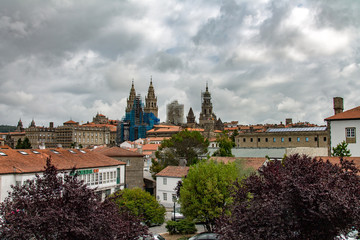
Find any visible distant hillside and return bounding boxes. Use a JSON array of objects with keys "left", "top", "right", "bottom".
[{"left": 0, "top": 125, "right": 16, "bottom": 133}]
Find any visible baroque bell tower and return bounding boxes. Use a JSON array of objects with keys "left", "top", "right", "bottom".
[
  {"left": 144, "top": 77, "right": 158, "bottom": 118},
  {"left": 199, "top": 83, "right": 214, "bottom": 125},
  {"left": 126, "top": 80, "right": 136, "bottom": 113}
]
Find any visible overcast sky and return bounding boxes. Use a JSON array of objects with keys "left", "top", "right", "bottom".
[{"left": 1, "top": 0, "right": 359, "bottom": 128}]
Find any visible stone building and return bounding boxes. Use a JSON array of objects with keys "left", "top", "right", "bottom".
[
  {"left": 144, "top": 79, "right": 159, "bottom": 118},
  {"left": 166, "top": 100, "right": 184, "bottom": 125},
  {"left": 118, "top": 80, "right": 160, "bottom": 143},
  {"left": 93, "top": 147, "right": 145, "bottom": 189},
  {"left": 56, "top": 120, "right": 111, "bottom": 148},
  {"left": 235, "top": 127, "right": 328, "bottom": 148},
  {"left": 186, "top": 84, "right": 224, "bottom": 138},
  {"left": 25, "top": 121, "right": 57, "bottom": 148}
]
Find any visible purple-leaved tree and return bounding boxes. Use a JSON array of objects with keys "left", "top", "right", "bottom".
[
  {"left": 0, "top": 158, "right": 148, "bottom": 240},
  {"left": 216, "top": 154, "right": 360, "bottom": 240}
]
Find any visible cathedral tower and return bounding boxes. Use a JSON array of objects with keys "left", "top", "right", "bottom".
[
  {"left": 144, "top": 78, "right": 158, "bottom": 118},
  {"left": 199, "top": 83, "right": 215, "bottom": 126},
  {"left": 126, "top": 81, "right": 136, "bottom": 113}
]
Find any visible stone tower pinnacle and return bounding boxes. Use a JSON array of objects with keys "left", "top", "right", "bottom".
[
  {"left": 126, "top": 80, "right": 136, "bottom": 113},
  {"left": 144, "top": 77, "right": 158, "bottom": 118}
]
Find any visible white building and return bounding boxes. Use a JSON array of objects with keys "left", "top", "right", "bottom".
[
  {"left": 156, "top": 166, "right": 189, "bottom": 208},
  {"left": 0, "top": 148, "right": 126, "bottom": 202},
  {"left": 325, "top": 97, "right": 360, "bottom": 156}
]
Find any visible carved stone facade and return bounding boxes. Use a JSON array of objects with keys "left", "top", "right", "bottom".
[
  {"left": 25, "top": 121, "right": 57, "bottom": 148},
  {"left": 144, "top": 79, "right": 158, "bottom": 118}
]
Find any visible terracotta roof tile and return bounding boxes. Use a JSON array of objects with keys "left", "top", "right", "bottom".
[
  {"left": 325, "top": 106, "right": 360, "bottom": 120},
  {"left": 0, "top": 148, "right": 124, "bottom": 174},
  {"left": 156, "top": 166, "right": 189, "bottom": 177},
  {"left": 142, "top": 144, "right": 160, "bottom": 151},
  {"left": 92, "top": 146, "right": 143, "bottom": 157}
]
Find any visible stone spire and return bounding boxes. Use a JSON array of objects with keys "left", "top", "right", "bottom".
[
  {"left": 16, "top": 119, "right": 24, "bottom": 132},
  {"left": 199, "top": 83, "right": 214, "bottom": 124},
  {"left": 126, "top": 80, "right": 136, "bottom": 113},
  {"left": 144, "top": 77, "right": 158, "bottom": 118},
  {"left": 186, "top": 107, "right": 196, "bottom": 128},
  {"left": 30, "top": 119, "right": 36, "bottom": 128}
]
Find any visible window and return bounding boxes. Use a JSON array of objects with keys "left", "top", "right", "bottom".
[
  {"left": 346, "top": 128, "right": 356, "bottom": 138},
  {"left": 243, "top": 138, "right": 246, "bottom": 142},
  {"left": 305, "top": 137, "right": 309, "bottom": 142},
  {"left": 346, "top": 127, "right": 356, "bottom": 143},
  {"left": 273, "top": 138, "right": 276, "bottom": 142},
  {"left": 314, "top": 137, "right": 318, "bottom": 142},
  {"left": 288, "top": 138, "right": 292, "bottom": 142},
  {"left": 250, "top": 138, "right": 253, "bottom": 142},
  {"left": 126, "top": 159, "right": 130, "bottom": 166},
  {"left": 324, "top": 137, "right": 327, "bottom": 142},
  {"left": 281, "top": 137, "right": 284, "bottom": 142},
  {"left": 297, "top": 137, "right": 300, "bottom": 142},
  {"left": 265, "top": 138, "right": 268, "bottom": 142},
  {"left": 258, "top": 138, "right": 261, "bottom": 142},
  {"left": 163, "top": 193, "right": 167, "bottom": 201},
  {"left": 163, "top": 177, "right": 167, "bottom": 185}
]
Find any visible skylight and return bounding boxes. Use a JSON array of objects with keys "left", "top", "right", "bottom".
[
  {"left": 51, "top": 150, "right": 60, "bottom": 154},
  {"left": 18, "top": 151, "right": 29, "bottom": 155},
  {"left": 68, "top": 150, "right": 77, "bottom": 154},
  {"left": 32, "top": 151, "right": 40, "bottom": 154},
  {"left": 0, "top": 151, "right": 7, "bottom": 156},
  {"left": 79, "top": 150, "right": 86, "bottom": 154}
]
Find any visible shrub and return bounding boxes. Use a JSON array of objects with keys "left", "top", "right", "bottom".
[{"left": 166, "top": 219, "right": 196, "bottom": 235}]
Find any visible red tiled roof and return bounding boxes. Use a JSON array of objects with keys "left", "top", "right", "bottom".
[
  {"left": 325, "top": 106, "right": 360, "bottom": 121},
  {"left": 142, "top": 144, "right": 160, "bottom": 151},
  {"left": 185, "top": 128, "right": 204, "bottom": 132},
  {"left": 64, "top": 120, "right": 78, "bottom": 124},
  {"left": 156, "top": 166, "right": 189, "bottom": 178},
  {"left": 92, "top": 146, "right": 143, "bottom": 157},
  {"left": 0, "top": 148, "right": 124, "bottom": 174}
]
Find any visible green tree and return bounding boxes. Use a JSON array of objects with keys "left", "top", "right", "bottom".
[
  {"left": 110, "top": 188, "right": 166, "bottom": 226},
  {"left": 22, "top": 137, "right": 31, "bottom": 149},
  {"left": 179, "top": 160, "right": 241, "bottom": 232},
  {"left": 152, "top": 130, "right": 209, "bottom": 176},
  {"left": 15, "top": 138, "right": 23, "bottom": 149},
  {"left": 332, "top": 140, "right": 351, "bottom": 157},
  {"left": 15, "top": 137, "right": 32, "bottom": 149},
  {"left": 212, "top": 132, "right": 234, "bottom": 157},
  {"left": 230, "top": 129, "right": 239, "bottom": 144}
]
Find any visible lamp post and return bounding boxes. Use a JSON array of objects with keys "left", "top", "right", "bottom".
[{"left": 172, "top": 194, "right": 177, "bottom": 221}]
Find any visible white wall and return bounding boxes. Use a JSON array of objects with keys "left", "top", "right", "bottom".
[
  {"left": 156, "top": 176, "right": 181, "bottom": 208},
  {"left": 330, "top": 120, "right": 360, "bottom": 156},
  {"left": 286, "top": 147, "right": 328, "bottom": 157},
  {"left": 0, "top": 165, "right": 125, "bottom": 202}
]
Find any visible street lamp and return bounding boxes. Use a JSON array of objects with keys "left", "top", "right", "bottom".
[{"left": 172, "top": 194, "right": 177, "bottom": 221}]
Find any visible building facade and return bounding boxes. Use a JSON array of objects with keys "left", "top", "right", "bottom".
[
  {"left": 156, "top": 166, "right": 189, "bottom": 207},
  {"left": 235, "top": 127, "right": 328, "bottom": 148},
  {"left": 325, "top": 97, "right": 360, "bottom": 156},
  {"left": 93, "top": 147, "right": 145, "bottom": 189},
  {"left": 0, "top": 148, "right": 125, "bottom": 202},
  {"left": 118, "top": 81, "right": 160, "bottom": 143},
  {"left": 167, "top": 100, "right": 184, "bottom": 125},
  {"left": 25, "top": 121, "right": 57, "bottom": 148},
  {"left": 56, "top": 120, "right": 111, "bottom": 148}
]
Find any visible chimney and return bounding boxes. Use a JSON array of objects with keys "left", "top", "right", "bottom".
[
  {"left": 333, "top": 97, "right": 343, "bottom": 115},
  {"left": 285, "top": 118, "right": 292, "bottom": 126}
]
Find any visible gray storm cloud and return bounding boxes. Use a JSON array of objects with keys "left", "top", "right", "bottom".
[{"left": 0, "top": 0, "right": 359, "bottom": 126}]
